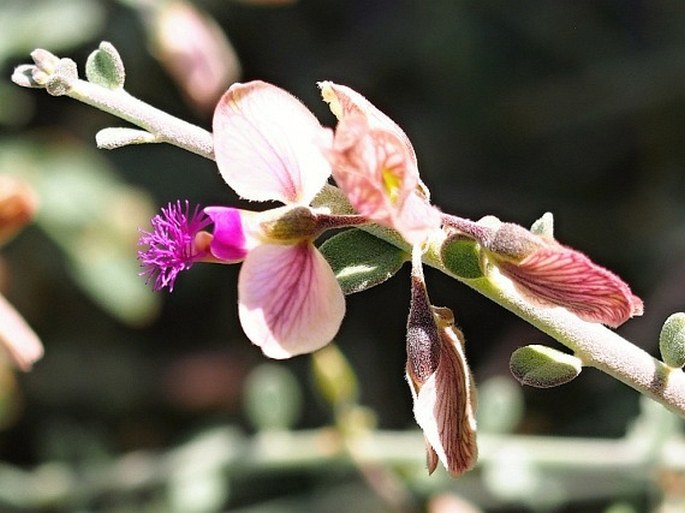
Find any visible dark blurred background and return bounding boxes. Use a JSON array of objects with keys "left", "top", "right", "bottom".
[{"left": 1, "top": 1, "right": 685, "bottom": 512}]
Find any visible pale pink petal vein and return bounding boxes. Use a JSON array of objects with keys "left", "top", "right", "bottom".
[
  {"left": 238, "top": 242, "right": 345, "bottom": 358},
  {"left": 213, "top": 81, "right": 332, "bottom": 205}
]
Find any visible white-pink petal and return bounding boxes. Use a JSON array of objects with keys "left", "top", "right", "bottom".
[
  {"left": 213, "top": 80, "right": 333, "bottom": 205},
  {"left": 319, "top": 80, "right": 418, "bottom": 168},
  {"left": 0, "top": 293, "right": 43, "bottom": 371},
  {"left": 237, "top": 242, "right": 345, "bottom": 359}
]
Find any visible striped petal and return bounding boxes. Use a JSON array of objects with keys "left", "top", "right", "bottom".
[
  {"left": 213, "top": 80, "right": 333, "bottom": 205},
  {"left": 328, "top": 114, "right": 440, "bottom": 245},
  {"left": 497, "top": 246, "right": 644, "bottom": 327},
  {"left": 237, "top": 242, "right": 345, "bottom": 359},
  {"left": 319, "top": 80, "right": 418, "bottom": 168}
]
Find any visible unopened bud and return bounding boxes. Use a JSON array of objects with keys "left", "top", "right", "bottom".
[
  {"left": 659, "top": 313, "right": 685, "bottom": 369},
  {"left": 484, "top": 222, "right": 545, "bottom": 263},
  {"left": 151, "top": 0, "right": 241, "bottom": 113},
  {"left": 30, "top": 49, "right": 60, "bottom": 76},
  {"left": 440, "top": 233, "right": 484, "bottom": 279},
  {"left": 45, "top": 58, "right": 78, "bottom": 96},
  {"left": 509, "top": 344, "right": 582, "bottom": 388}
]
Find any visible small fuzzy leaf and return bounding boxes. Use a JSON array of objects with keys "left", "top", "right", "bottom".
[
  {"left": 319, "top": 228, "right": 408, "bottom": 294},
  {"left": 441, "top": 234, "right": 483, "bottom": 279},
  {"left": 509, "top": 344, "right": 582, "bottom": 388},
  {"left": 85, "top": 41, "right": 125, "bottom": 89},
  {"left": 96, "top": 127, "right": 156, "bottom": 150},
  {"left": 10, "top": 65, "right": 40, "bottom": 88},
  {"left": 659, "top": 312, "right": 685, "bottom": 368}
]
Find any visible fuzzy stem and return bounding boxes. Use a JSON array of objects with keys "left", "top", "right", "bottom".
[
  {"left": 473, "top": 270, "right": 685, "bottom": 415},
  {"left": 359, "top": 223, "right": 685, "bottom": 417},
  {"left": 15, "top": 45, "right": 683, "bottom": 415},
  {"left": 66, "top": 80, "right": 214, "bottom": 160}
]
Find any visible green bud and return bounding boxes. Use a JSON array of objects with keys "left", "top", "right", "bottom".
[
  {"left": 440, "top": 233, "right": 484, "bottom": 279},
  {"left": 509, "top": 345, "right": 582, "bottom": 388},
  {"left": 659, "top": 312, "right": 685, "bottom": 368},
  {"left": 86, "top": 41, "right": 125, "bottom": 89}
]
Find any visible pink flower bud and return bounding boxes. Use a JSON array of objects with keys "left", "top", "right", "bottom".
[
  {"left": 406, "top": 257, "right": 478, "bottom": 476},
  {"left": 483, "top": 222, "right": 643, "bottom": 327}
]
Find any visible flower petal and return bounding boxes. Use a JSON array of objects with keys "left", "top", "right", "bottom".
[
  {"left": 204, "top": 206, "right": 248, "bottom": 261},
  {"left": 319, "top": 80, "right": 417, "bottom": 168},
  {"left": 0, "top": 293, "right": 43, "bottom": 371},
  {"left": 213, "top": 81, "right": 333, "bottom": 205},
  {"left": 497, "top": 245, "right": 644, "bottom": 327},
  {"left": 238, "top": 242, "right": 345, "bottom": 358},
  {"left": 408, "top": 315, "right": 478, "bottom": 476},
  {"left": 328, "top": 115, "right": 440, "bottom": 245}
]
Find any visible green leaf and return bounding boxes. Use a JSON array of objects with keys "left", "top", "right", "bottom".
[
  {"left": 85, "top": 41, "right": 125, "bottom": 89},
  {"left": 440, "top": 234, "right": 483, "bottom": 279},
  {"left": 319, "top": 228, "right": 408, "bottom": 295},
  {"left": 509, "top": 344, "right": 582, "bottom": 388},
  {"left": 659, "top": 312, "right": 685, "bottom": 368}
]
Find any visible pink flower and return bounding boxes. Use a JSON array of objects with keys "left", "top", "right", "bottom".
[
  {"left": 138, "top": 201, "right": 216, "bottom": 292},
  {"left": 140, "top": 81, "right": 345, "bottom": 359},
  {"left": 319, "top": 81, "right": 441, "bottom": 246}
]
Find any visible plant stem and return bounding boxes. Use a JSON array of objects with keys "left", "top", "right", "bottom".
[
  {"left": 358, "top": 223, "right": 685, "bottom": 417},
  {"left": 67, "top": 80, "right": 214, "bottom": 160}
]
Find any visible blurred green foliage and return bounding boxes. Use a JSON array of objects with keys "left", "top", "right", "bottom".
[{"left": 1, "top": 0, "right": 685, "bottom": 512}]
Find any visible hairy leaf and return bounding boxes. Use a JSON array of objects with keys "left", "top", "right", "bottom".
[
  {"left": 319, "top": 228, "right": 408, "bottom": 295},
  {"left": 510, "top": 344, "right": 582, "bottom": 388}
]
